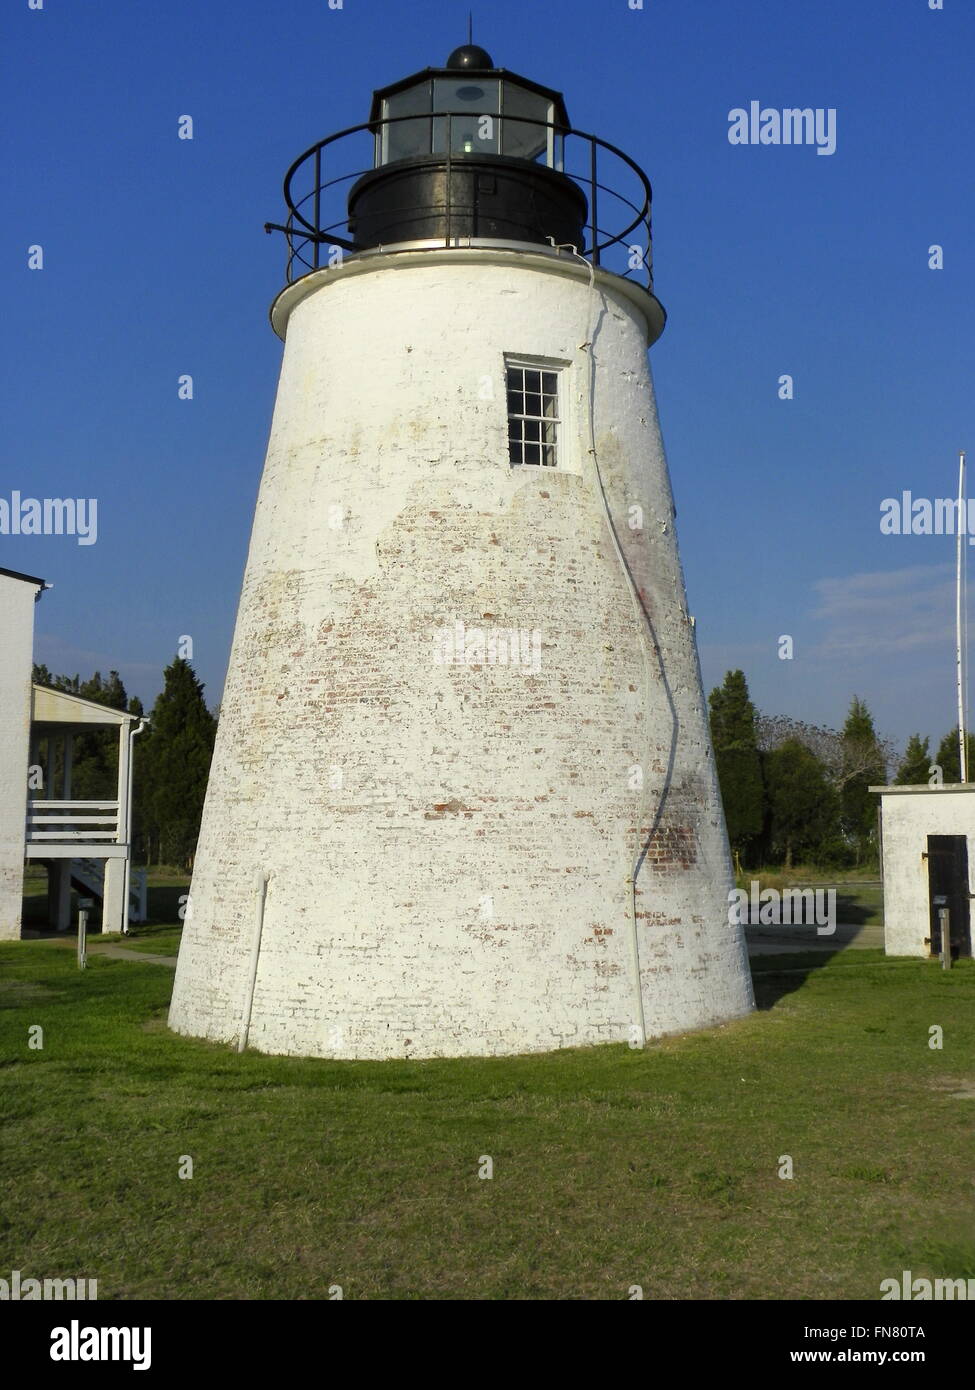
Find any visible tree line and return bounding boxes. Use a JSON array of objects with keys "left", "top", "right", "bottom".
[
  {"left": 708, "top": 669, "right": 969, "bottom": 870},
  {"left": 31, "top": 658, "right": 216, "bottom": 870}
]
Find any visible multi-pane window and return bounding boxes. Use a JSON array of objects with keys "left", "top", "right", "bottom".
[{"left": 507, "top": 364, "right": 560, "bottom": 468}]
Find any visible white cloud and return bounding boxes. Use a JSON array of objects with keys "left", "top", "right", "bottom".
[{"left": 810, "top": 563, "right": 955, "bottom": 658}]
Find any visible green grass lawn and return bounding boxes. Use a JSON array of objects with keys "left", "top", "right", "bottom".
[
  {"left": 1, "top": 939, "right": 972, "bottom": 1300},
  {"left": 116, "top": 924, "right": 183, "bottom": 957}
]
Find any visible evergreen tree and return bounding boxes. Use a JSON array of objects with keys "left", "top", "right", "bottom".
[
  {"left": 708, "top": 670, "right": 765, "bottom": 862},
  {"left": 32, "top": 664, "right": 80, "bottom": 694},
  {"left": 142, "top": 659, "right": 216, "bottom": 868},
  {"left": 69, "top": 670, "right": 130, "bottom": 801},
  {"left": 894, "top": 734, "right": 932, "bottom": 785},
  {"left": 839, "top": 696, "right": 886, "bottom": 862},
  {"left": 934, "top": 727, "right": 975, "bottom": 784},
  {"left": 764, "top": 738, "right": 837, "bottom": 869}
]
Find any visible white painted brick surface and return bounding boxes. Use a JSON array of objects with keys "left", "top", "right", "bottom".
[
  {"left": 0, "top": 573, "right": 40, "bottom": 940},
  {"left": 169, "top": 249, "right": 754, "bottom": 1057},
  {"left": 877, "top": 787, "right": 975, "bottom": 955}
]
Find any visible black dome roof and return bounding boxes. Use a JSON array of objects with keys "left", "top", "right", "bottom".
[{"left": 445, "top": 44, "right": 495, "bottom": 70}]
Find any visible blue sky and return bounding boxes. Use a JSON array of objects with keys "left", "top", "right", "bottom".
[{"left": 3, "top": 0, "right": 972, "bottom": 755}]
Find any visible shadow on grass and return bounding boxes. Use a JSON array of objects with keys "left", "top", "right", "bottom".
[
  {"left": 145, "top": 883, "right": 189, "bottom": 925},
  {"left": 836, "top": 892, "right": 873, "bottom": 926},
  {"left": 748, "top": 945, "right": 875, "bottom": 1009}
]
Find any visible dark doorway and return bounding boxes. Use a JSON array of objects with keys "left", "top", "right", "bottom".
[{"left": 926, "top": 835, "right": 972, "bottom": 958}]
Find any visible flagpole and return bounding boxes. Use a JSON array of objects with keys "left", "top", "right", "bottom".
[{"left": 957, "top": 450, "right": 967, "bottom": 782}]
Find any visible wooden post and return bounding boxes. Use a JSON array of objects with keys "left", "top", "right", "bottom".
[
  {"left": 55, "top": 861, "right": 72, "bottom": 933},
  {"left": 116, "top": 723, "right": 130, "bottom": 845}
]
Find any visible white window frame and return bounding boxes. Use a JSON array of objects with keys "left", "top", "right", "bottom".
[{"left": 505, "top": 357, "right": 566, "bottom": 470}]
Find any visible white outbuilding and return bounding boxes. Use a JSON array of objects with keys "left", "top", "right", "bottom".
[
  {"left": 873, "top": 784, "right": 974, "bottom": 959},
  {"left": 0, "top": 565, "right": 145, "bottom": 939},
  {"left": 0, "top": 566, "right": 46, "bottom": 940}
]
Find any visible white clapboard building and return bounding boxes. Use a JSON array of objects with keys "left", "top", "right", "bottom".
[
  {"left": 169, "top": 46, "right": 754, "bottom": 1058},
  {"left": 0, "top": 565, "right": 145, "bottom": 939}
]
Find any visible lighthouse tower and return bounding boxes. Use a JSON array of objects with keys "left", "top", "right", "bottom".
[{"left": 169, "top": 45, "right": 754, "bottom": 1059}]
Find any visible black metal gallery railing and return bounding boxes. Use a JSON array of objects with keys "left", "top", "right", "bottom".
[{"left": 264, "top": 112, "right": 655, "bottom": 290}]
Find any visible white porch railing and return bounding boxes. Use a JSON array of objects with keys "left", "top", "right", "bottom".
[{"left": 26, "top": 800, "right": 121, "bottom": 842}]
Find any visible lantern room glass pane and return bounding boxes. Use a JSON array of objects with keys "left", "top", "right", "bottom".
[
  {"left": 500, "top": 85, "right": 555, "bottom": 164},
  {"left": 379, "top": 83, "right": 434, "bottom": 164},
  {"left": 431, "top": 78, "right": 501, "bottom": 155},
  {"left": 377, "top": 76, "right": 562, "bottom": 168}
]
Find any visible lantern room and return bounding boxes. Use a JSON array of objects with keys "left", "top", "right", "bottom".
[
  {"left": 347, "top": 45, "right": 585, "bottom": 253},
  {"left": 371, "top": 44, "right": 568, "bottom": 168}
]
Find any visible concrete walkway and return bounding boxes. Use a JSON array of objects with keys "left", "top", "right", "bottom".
[
  {"left": 87, "top": 942, "right": 177, "bottom": 968},
  {"left": 746, "top": 921, "right": 883, "bottom": 955},
  {"left": 29, "top": 934, "right": 180, "bottom": 968}
]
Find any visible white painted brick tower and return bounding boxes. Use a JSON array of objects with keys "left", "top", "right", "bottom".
[{"left": 169, "top": 45, "right": 754, "bottom": 1058}]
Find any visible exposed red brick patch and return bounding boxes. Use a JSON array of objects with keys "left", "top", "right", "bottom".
[
  {"left": 644, "top": 825, "right": 698, "bottom": 872},
  {"left": 424, "top": 799, "right": 470, "bottom": 819}
]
